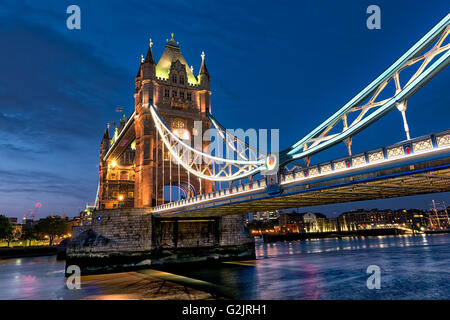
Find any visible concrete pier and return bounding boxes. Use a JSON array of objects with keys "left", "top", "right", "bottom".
[{"left": 66, "top": 209, "right": 255, "bottom": 275}]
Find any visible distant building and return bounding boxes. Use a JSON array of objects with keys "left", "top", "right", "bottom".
[
  {"left": 278, "top": 212, "right": 337, "bottom": 233},
  {"left": 250, "top": 206, "right": 449, "bottom": 234},
  {"left": 250, "top": 211, "right": 279, "bottom": 222},
  {"left": 278, "top": 211, "right": 304, "bottom": 233},
  {"left": 7, "top": 217, "right": 18, "bottom": 224},
  {"left": 337, "top": 208, "right": 433, "bottom": 231},
  {"left": 22, "top": 217, "right": 36, "bottom": 231}
]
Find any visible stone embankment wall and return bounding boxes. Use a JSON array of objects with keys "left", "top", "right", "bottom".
[{"left": 66, "top": 209, "right": 255, "bottom": 274}]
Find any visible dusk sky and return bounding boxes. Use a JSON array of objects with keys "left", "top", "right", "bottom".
[{"left": 0, "top": 1, "right": 449, "bottom": 220}]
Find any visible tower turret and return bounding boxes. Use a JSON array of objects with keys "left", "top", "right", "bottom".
[
  {"left": 118, "top": 114, "right": 127, "bottom": 132},
  {"left": 100, "top": 126, "right": 110, "bottom": 156},
  {"left": 198, "top": 51, "right": 210, "bottom": 89},
  {"left": 142, "top": 38, "right": 156, "bottom": 79},
  {"left": 98, "top": 126, "right": 110, "bottom": 209},
  {"left": 133, "top": 34, "right": 213, "bottom": 207}
]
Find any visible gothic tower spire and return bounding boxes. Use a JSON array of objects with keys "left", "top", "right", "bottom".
[
  {"left": 198, "top": 51, "right": 210, "bottom": 88},
  {"left": 199, "top": 51, "right": 209, "bottom": 75},
  {"left": 139, "top": 37, "right": 156, "bottom": 80},
  {"left": 144, "top": 38, "right": 155, "bottom": 64}
]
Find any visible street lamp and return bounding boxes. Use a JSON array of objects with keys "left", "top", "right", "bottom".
[{"left": 118, "top": 195, "right": 124, "bottom": 209}]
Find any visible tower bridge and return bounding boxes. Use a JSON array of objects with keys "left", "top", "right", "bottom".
[{"left": 67, "top": 14, "right": 450, "bottom": 274}]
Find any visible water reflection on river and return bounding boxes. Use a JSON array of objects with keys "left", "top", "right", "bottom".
[{"left": 1, "top": 234, "right": 450, "bottom": 299}]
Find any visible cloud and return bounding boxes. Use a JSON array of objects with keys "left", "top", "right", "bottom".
[
  {"left": 0, "top": 5, "right": 131, "bottom": 217},
  {"left": 0, "top": 168, "right": 89, "bottom": 199}
]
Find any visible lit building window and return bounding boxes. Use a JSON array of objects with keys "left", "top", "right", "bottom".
[
  {"left": 173, "top": 127, "right": 190, "bottom": 140},
  {"left": 128, "top": 192, "right": 134, "bottom": 198}
]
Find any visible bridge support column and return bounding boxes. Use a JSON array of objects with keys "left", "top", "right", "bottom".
[{"left": 66, "top": 210, "right": 255, "bottom": 275}]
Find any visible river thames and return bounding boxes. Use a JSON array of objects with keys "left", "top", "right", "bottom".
[{"left": 1, "top": 234, "right": 449, "bottom": 300}]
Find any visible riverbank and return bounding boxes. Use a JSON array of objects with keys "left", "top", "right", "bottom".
[
  {"left": 80, "top": 271, "right": 215, "bottom": 300},
  {"left": 262, "top": 228, "right": 411, "bottom": 242},
  {"left": 424, "top": 229, "right": 450, "bottom": 234},
  {"left": 0, "top": 246, "right": 57, "bottom": 259}
]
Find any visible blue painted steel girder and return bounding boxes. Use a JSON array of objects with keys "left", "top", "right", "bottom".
[{"left": 279, "top": 13, "right": 450, "bottom": 167}]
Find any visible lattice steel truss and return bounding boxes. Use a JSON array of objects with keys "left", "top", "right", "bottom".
[
  {"left": 150, "top": 105, "right": 266, "bottom": 181},
  {"left": 283, "top": 14, "right": 450, "bottom": 165}
]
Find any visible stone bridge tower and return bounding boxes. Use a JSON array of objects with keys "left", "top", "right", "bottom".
[{"left": 134, "top": 34, "right": 213, "bottom": 208}]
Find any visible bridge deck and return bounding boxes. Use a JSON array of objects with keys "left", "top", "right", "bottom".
[{"left": 153, "top": 139, "right": 450, "bottom": 218}]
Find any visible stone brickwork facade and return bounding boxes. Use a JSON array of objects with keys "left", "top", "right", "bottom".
[
  {"left": 98, "top": 35, "right": 213, "bottom": 210},
  {"left": 219, "top": 214, "right": 253, "bottom": 246},
  {"left": 133, "top": 35, "right": 213, "bottom": 208},
  {"left": 67, "top": 209, "right": 255, "bottom": 274}
]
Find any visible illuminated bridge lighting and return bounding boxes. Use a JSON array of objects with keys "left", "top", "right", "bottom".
[{"left": 152, "top": 130, "right": 450, "bottom": 213}]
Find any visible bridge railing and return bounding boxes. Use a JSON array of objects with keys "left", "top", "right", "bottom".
[
  {"left": 152, "top": 130, "right": 450, "bottom": 213},
  {"left": 280, "top": 130, "right": 450, "bottom": 185}
]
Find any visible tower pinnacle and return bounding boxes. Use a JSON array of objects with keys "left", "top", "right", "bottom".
[
  {"left": 144, "top": 37, "right": 155, "bottom": 64},
  {"left": 199, "top": 51, "right": 209, "bottom": 75},
  {"left": 166, "top": 33, "right": 179, "bottom": 48}
]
